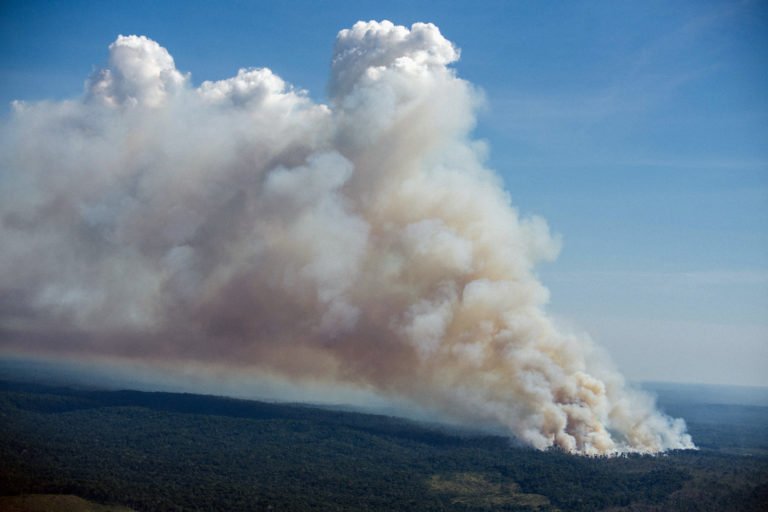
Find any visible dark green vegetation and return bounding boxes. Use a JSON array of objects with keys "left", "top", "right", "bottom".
[
  {"left": 1, "top": 381, "right": 767, "bottom": 511},
  {"left": 0, "top": 494, "right": 135, "bottom": 512}
]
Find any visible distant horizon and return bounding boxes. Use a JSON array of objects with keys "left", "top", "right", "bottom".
[{"left": 3, "top": 355, "right": 767, "bottom": 404}]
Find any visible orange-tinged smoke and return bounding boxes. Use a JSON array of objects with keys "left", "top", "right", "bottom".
[{"left": 0, "top": 21, "right": 694, "bottom": 454}]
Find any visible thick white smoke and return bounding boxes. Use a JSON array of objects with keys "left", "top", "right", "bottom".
[{"left": 0, "top": 21, "right": 693, "bottom": 455}]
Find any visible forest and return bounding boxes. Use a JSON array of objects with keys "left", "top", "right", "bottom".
[{"left": 1, "top": 379, "right": 767, "bottom": 511}]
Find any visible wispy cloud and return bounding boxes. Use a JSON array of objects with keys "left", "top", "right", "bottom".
[
  {"left": 544, "top": 269, "right": 768, "bottom": 288},
  {"left": 481, "top": 2, "right": 748, "bottom": 153}
]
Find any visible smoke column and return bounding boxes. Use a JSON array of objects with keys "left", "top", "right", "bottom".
[{"left": 0, "top": 21, "right": 694, "bottom": 455}]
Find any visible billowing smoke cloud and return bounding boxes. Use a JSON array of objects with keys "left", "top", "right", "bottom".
[{"left": 0, "top": 21, "right": 693, "bottom": 455}]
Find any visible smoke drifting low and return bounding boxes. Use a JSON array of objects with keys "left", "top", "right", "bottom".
[{"left": 0, "top": 21, "right": 693, "bottom": 454}]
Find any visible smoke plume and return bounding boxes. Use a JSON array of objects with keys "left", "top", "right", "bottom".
[{"left": 0, "top": 21, "right": 693, "bottom": 454}]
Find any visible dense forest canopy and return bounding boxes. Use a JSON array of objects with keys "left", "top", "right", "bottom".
[{"left": 1, "top": 380, "right": 766, "bottom": 511}]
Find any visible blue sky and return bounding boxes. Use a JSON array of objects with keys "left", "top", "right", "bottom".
[{"left": 1, "top": 0, "right": 766, "bottom": 386}]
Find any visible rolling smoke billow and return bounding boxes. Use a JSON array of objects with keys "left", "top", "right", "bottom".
[{"left": 0, "top": 21, "right": 694, "bottom": 455}]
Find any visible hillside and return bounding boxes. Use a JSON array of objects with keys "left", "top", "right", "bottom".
[{"left": 1, "top": 380, "right": 767, "bottom": 511}]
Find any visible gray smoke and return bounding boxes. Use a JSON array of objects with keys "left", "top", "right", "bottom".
[{"left": 0, "top": 21, "right": 694, "bottom": 454}]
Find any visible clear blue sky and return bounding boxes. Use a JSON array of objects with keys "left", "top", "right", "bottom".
[{"left": 1, "top": 0, "right": 766, "bottom": 386}]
